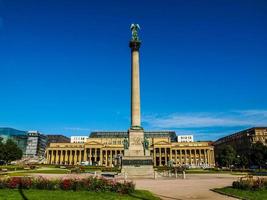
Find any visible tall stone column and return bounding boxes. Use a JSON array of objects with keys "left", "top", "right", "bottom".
[
  {"left": 46, "top": 151, "right": 50, "bottom": 164},
  {"left": 51, "top": 151, "right": 54, "bottom": 164},
  {"left": 121, "top": 24, "right": 154, "bottom": 177},
  {"left": 185, "top": 150, "right": 187, "bottom": 165},
  {"left": 153, "top": 148, "right": 156, "bottom": 166},
  {"left": 159, "top": 148, "right": 162, "bottom": 166},
  {"left": 83, "top": 149, "right": 87, "bottom": 162},
  {"left": 55, "top": 150, "right": 59, "bottom": 164},
  {"left": 79, "top": 150, "right": 82, "bottom": 164},
  {"left": 74, "top": 150, "right": 77, "bottom": 165},
  {"left": 105, "top": 150, "right": 108, "bottom": 167},
  {"left": 179, "top": 149, "right": 183, "bottom": 165},
  {"left": 100, "top": 149, "right": 103, "bottom": 166},
  {"left": 175, "top": 150, "right": 178, "bottom": 165},
  {"left": 60, "top": 150, "right": 64, "bottom": 164},
  {"left": 65, "top": 151, "right": 67, "bottom": 164},
  {"left": 130, "top": 40, "right": 141, "bottom": 128},
  {"left": 69, "top": 151, "right": 73, "bottom": 165}
]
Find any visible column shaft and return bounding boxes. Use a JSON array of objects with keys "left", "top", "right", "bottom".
[
  {"left": 159, "top": 148, "right": 162, "bottom": 166},
  {"left": 153, "top": 148, "right": 156, "bottom": 166},
  {"left": 100, "top": 149, "right": 103, "bottom": 166},
  {"left": 105, "top": 150, "right": 108, "bottom": 167},
  {"left": 175, "top": 150, "right": 178, "bottom": 166},
  {"left": 83, "top": 148, "right": 87, "bottom": 162},
  {"left": 131, "top": 50, "right": 141, "bottom": 127}
]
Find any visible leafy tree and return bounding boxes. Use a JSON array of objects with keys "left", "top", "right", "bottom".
[
  {"left": 1, "top": 139, "right": 23, "bottom": 163},
  {"left": 235, "top": 154, "right": 249, "bottom": 169},
  {"left": 218, "top": 145, "right": 236, "bottom": 168},
  {"left": 249, "top": 142, "right": 267, "bottom": 169},
  {"left": 0, "top": 137, "right": 4, "bottom": 161}
]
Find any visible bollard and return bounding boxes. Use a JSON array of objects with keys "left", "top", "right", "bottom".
[
  {"left": 124, "top": 172, "right": 127, "bottom": 182},
  {"left": 175, "top": 169, "right": 177, "bottom": 179},
  {"left": 182, "top": 171, "right": 186, "bottom": 179},
  {"left": 154, "top": 171, "right": 157, "bottom": 179}
]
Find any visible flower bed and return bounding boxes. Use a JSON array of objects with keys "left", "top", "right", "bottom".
[
  {"left": 232, "top": 176, "right": 267, "bottom": 190},
  {"left": 0, "top": 176, "right": 135, "bottom": 194}
]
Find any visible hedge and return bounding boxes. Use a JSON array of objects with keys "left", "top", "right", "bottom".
[
  {"left": 0, "top": 176, "right": 135, "bottom": 194},
  {"left": 232, "top": 176, "right": 267, "bottom": 191}
]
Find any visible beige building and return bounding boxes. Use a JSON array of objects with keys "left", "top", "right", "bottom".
[
  {"left": 46, "top": 131, "right": 215, "bottom": 167},
  {"left": 214, "top": 127, "right": 267, "bottom": 160}
]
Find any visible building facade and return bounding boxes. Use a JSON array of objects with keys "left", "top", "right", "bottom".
[
  {"left": 25, "top": 131, "right": 47, "bottom": 157},
  {"left": 71, "top": 136, "right": 89, "bottom": 143},
  {"left": 214, "top": 127, "right": 267, "bottom": 161},
  {"left": 46, "top": 131, "right": 215, "bottom": 167}
]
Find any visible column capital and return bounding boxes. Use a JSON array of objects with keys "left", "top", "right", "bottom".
[{"left": 129, "top": 40, "right": 141, "bottom": 51}]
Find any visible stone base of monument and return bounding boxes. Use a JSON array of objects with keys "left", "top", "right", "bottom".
[{"left": 121, "top": 156, "right": 154, "bottom": 178}]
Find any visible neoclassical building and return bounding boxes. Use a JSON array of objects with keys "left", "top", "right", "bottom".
[{"left": 46, "top": 131, "right": 215, "bottom": 167}]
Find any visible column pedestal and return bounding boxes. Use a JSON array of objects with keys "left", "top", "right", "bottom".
[{"left": 122, "top": 128, "right": 154, "bottom": 178}]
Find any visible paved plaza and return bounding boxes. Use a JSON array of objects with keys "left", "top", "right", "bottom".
[{"left": 134, "top": 174, "right": 239, "bottom": 200}]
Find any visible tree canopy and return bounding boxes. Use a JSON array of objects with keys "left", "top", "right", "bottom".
[
  {"left": 0, "top": 138, "right": 23, "bottom": 164},
  {"left": 218, "top": 145, "right": 236, "bottom": 168},
  {"left": 250, "top": 142, "right": 267, "bottom": 169},
  {"left": 217, "top": 142, "right": 267, "bottom": 169}
]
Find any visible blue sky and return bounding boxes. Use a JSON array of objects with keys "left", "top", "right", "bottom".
[{"left": 0, "top": 0, "right": 267, "bottom": 140}]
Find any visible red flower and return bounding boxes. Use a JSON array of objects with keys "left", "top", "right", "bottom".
[
  {"left": 60, "top": 179, "right": 72, "bottom": 190},
  {"left": 8, "top": 177, "right": 21, "bottom": 189}
]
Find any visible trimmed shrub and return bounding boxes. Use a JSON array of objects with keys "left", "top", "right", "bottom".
[
  {"left": 0, "top": 176, "right": 135, "bottom": 194},
  {"left": 232, "top": 176, "right": 267, "bottom": 191}
]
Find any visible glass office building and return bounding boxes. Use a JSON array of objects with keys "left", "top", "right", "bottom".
[{"left": 0, "top": 127, "right": 28, "bottom": 155}]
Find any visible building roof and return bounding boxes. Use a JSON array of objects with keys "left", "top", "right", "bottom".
[
  {"left": 47, "top": 135, "right": 70, "bottom": 144},
  {"left": 89, "top": 131, "right": 177, "bottom": 142}
]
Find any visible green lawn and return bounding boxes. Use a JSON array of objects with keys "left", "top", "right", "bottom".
[
  {"left": 0, "top": 189, "right": 160, "bottom": 200},
  {"left": 184, "top": 168, "right": 248, "bottom": 175},
  {"left": 27, "top": 169, "right": 70, "bottom": 174},
  {"left": 7, "top": 169, "right": 70, "bottom": 176},
  {"left": 213, "top": 187, "right": 267, "bottom": 200}
]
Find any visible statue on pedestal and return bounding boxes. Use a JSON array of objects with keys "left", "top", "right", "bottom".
[
  {"left": 142, "top": 137, "right": 149, "bottom": 155},
  {"left": 123, "top": 137, "right": 129, "bottom": 149},
  {"left": 130, "top": 24, "right": 140, "bottom": 41},
  {"left": 143, "top": 137, "right": 149, "bottom": 150}
]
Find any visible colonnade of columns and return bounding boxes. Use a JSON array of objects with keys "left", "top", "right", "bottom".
[
  {"left": 152, "top": 147, "right": 215, "bottom": 167},
  {"left": 46, "top": 148, "right": 124, "bottom": 166},
  {"left": 46, "top": 147, "right": 215, "bottom": 167}
]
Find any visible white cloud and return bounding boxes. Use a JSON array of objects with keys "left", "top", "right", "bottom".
[{"left": 143, "top": 110, "right": 267, "bottom": 129}]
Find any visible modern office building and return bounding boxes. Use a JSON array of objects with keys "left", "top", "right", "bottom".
[
  {"left": 0, "top": 127, "right": 28, "bottom": 155},
  {"left": 25, "top": 131, "right": 47, "bottom": 157}
]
